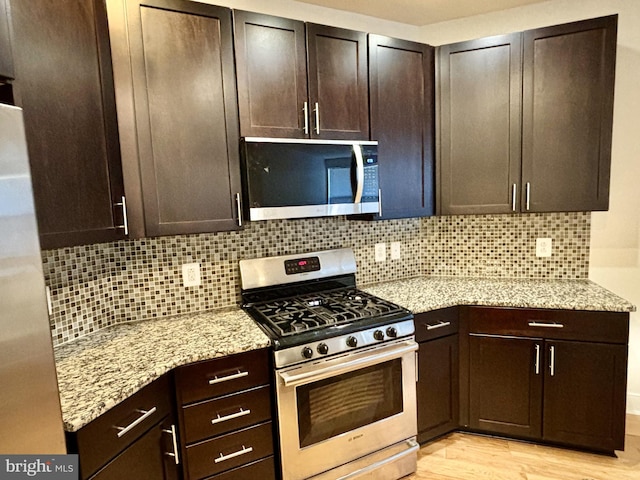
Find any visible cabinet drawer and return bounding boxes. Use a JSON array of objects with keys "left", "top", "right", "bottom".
[
  {"left": 182, "top": 385, "right": 272, "bottom": 444},
  {"left": 205, "top": 456, "right": 275, "bottom": 480},
  {"left": 467, "top": 307, "right": 629, "bottom": 344},
  {"left": 185, "top": 421, "right": 273, "bottom": 480},
  {"left": 74, "top": 374, "right": 173, "bottom": 479},
  {"left": 176, "top": 348, "right": 270, "bottom": 405},
  {"left": 415, "top": 307, "right": 459, "bottom": 342}
]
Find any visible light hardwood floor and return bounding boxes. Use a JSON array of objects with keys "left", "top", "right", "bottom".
[{"left": 407, "top": 415, "right": 640, "bottom": 480}]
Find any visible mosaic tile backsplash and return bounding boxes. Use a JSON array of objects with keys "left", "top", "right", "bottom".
[{"left": 43, "top": 212, "right": 590, "bottom": 346}]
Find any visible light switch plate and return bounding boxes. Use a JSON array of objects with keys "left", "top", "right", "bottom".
[
  {"left": 182, "top": 262, "right": 201, "bottom": 287},
  {"left": 536, "top": 238, "right": 552, "bottom": 258},
  {"left": 374, "top": 243, "right": 386, "bottom": 262}
]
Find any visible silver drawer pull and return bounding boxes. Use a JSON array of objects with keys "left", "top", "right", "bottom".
[
  {"left": 211, "top": 407, "right": 251, "bottom": 425},
  {"left": 528, "top": 321, "right": 564, "bottom": 328},
  {"left": 208, "top": 370, "right": 249, "bottom": 385},
  {"left": 162, "top": 424, "right": 180, "bottom": 465},
  {"left": 426, "top": 321, "right": 451, "bottom": 331},
  {"left": 214, "top": 445, "right": 253, "bottom": 464},
  {"left": 115, "top": 407, "right": 157, "bottom": 438}
]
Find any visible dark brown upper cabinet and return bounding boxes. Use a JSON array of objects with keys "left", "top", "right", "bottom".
[
  {"left": 234, "top": 11, "right": 369, "bottom": 140},
  {"left": 10, "top": 0, "right": 127, "bottom": 249},
  {"left": 0, "top": 0, "right": 14, "bottom": 80},
  {"left": 521, "top": 16, "right": 617, "bottom": 212},
  {"left": 437, "top": 15, "right": 617, "bottom": 215},
  {"left": 438, "top": 33, "right": 522, "bottom": 215},
  {"left": 110, "top": 0, "right": 243, "bottom": 237},
  {"left": 366, "top": 35, "right": 435, "bottom": 219}
]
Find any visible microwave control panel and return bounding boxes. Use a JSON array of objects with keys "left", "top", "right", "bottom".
[{"left": 361, "top": 148, "right": 379, "bottom": 201}]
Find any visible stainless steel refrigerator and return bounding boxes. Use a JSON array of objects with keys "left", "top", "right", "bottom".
[{"left": 0, "top": 103, "right": 66, "bottom": 453}]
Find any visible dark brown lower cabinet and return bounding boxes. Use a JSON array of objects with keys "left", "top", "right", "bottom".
[
  {"left": 66, "top": 374, "right": 180, "bottom": 480},
  {"left": 175, "top": 348, "right": 275, "bottom": 480},
  {"left": 543, "top": 340, "right": 627, "bottom": 451},
  {"left": 469, "top": 335, "right": 542, "bottom": 439},
  {"left": 418, "top": 334, "right": 459, "bottom": 442},
  {"left": 415, "top": 308, "right": 459, "bottom": 443},
  {"left": 466, "top": 307, "right": 629, "bottom": 453},
  {"left": 90, "top": 416, "right": 180, "bottom": 480}
]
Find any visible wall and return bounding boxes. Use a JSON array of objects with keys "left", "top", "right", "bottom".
[
  {"left": 44, "top": 212, "right": 589, "bottom": 346},
  {"left": 419, "top": 0, "right": 640, "bottom": 415}
]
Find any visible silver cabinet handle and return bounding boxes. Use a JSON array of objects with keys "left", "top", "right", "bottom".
[
  {"left": 378, "top": 188, "right": 382, "bottom": 216},
  {"left": 211, "top": 407, "right": 251, "bottom": 425},
  {"left": 235, "top": 193, "right": 243, "bottom": 227},
  {"left": 426, "top": 321, "right": 451, "bottom": 331},
  {"left": 115, "top": 407, "right": 157, "bottom": 438},
  {"left": 208, "top": 370, "right": 249, "bottom": 385},
  {"left": 525, "top": 182, "right": 531, "bottom": 211},
  {"left": 549, "top": 345, "right": 555, "bottom": 377},
  {"left": 45, "top": 286, "right": 53, "bottom": 316},
  {"left": 511, "top": 183, "right": 517, "bottom": 212},
  {"left": 534, "top": 344, "right": 540, "bottom": 375},
  {"left": 214, "top": 445, "right": 253, "bottom": 464},
  {"left": 313, "top": 102, "right": 320, "bottom": 135},
  {"left": 528, "top": 321, "right": 564, "bottom": 328},
  {"left": 115, "top": 195, "right": 129, "bottom": 235},
  {"left": 162, "top": 424, "right": 180, "bottom": 465},
  {"left": 303, "top": 101, "right": 309, "bottom": 135}
]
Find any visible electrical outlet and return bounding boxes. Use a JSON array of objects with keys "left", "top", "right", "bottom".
[
  {"left": 374, "top": 243, "right": 386, "bottom": 262},
  {"left": 536, "top": 238, "right": 552, "bottom": 258},
  {"left": 182, "top": 262, "right": 201, "bottom": 287},
  {"left": 391, "top": 242, "right": 401, "bottom": 260}
]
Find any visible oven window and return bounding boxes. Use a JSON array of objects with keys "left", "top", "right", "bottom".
[{"left": 296, "top": 359, "right": 403, "bottom": 448}]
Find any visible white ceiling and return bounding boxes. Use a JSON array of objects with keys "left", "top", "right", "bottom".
[{"left": 294, "top": 0, "right": 552, "bottom": 26}]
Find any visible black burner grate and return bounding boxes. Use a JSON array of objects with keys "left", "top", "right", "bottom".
[{"left": 249, "top": 288, "right": 404, "bottom": 337}]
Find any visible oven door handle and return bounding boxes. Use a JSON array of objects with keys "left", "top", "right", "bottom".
[{"left": 278, "top": 340, "right": 418, "bottom": 388}]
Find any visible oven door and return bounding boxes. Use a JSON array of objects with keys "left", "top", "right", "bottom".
[{"left": 275, "top": 338, "right": 418, "bottom": 480}]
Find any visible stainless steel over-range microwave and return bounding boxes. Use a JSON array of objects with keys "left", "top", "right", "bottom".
[{"left": 240, "top": 137, "right": 380, "bottom": 221}]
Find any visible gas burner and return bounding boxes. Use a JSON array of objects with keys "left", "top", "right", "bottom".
[{"left": 247, "top": 288, "right": 406, "bottom": 338}]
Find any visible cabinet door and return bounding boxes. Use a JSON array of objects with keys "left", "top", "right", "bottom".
[
  {"left": 438, "top": 34, "right": 522, "bottom": 215},
  {"left": 234, "top": 11, "right": 308, "bottom": 138},
  {"left": 10, "top": 0, "right": 126, "bottom": 249},
  {"left": 469, "top": 335, "right": 542, "bottom": 439},
  {"left": 521, "top": 15, "right": 617, "bottom": 212},
  {"left": 543, "top": 340, "right": 627, "bottom": 452},
  {"left": 0, "top": 0, "right": 13, "bottom": 79},
  {"left": 438, "top": 34, "right": 522, "bottom": 214},
  {"left": 368, "top": 35, "right": 434, "bottom": 219},
  {"left": 89, "top": 417, "right": 179, "bottom": 480},
  {"left": 125, "top": 0, "right": 242, "bottom": 236},
  {"left": 307, "top": 23, "right": 368, "bottom": 140},
  {"left": 417, "top": 334, "right": 459, "bottom": 443}
]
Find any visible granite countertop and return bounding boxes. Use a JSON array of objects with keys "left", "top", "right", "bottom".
[
  {"left": 54, "top": 308, "right": 270, "bottom": 432},
  {"left": 362, "top": 277, "right": 636, "bottom": 314},
  {"left": 54, "top": 276, "right": 634, "bottom": 433}
]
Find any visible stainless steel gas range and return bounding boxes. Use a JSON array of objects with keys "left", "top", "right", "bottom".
[{"left": 240, "top": 248, "right": 418, "bottom": 480}]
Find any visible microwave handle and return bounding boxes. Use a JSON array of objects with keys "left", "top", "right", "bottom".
[{"left": 353, "top": 145, "right": 364, "bottom": 203}]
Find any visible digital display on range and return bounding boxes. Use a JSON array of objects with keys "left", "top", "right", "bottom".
[{"left": 285, "top": 257, "right": 321, "bottom": 275}]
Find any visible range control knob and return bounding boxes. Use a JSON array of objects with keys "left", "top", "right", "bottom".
[
  {"left": 346, "top": 336, "right": 358, "bottom": 348},
  {"left": 373, "top": 330, "right": 385, "bottom": 341},
  {"left": 317, "top": 343, "right": 329, "bottom": 355},
  {"left": 386, "top": 326, "right": 398, "bottom": 338},
  {"left": 301, "top": 346, "right": 314, "bottom": 359}
]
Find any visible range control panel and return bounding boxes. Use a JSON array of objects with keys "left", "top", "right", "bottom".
[{"left": 284, "top": 256, "right": 321, "bottom": 275}]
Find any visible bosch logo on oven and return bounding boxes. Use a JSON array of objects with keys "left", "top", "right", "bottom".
[{"left": 348, "top": 434, "right": 364, "bottom": 442}]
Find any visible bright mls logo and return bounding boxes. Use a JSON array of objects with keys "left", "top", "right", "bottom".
[{"left": 0, "top": 455, "right": 78, "bottom": 479}]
